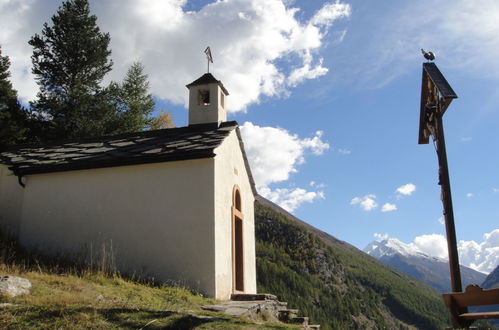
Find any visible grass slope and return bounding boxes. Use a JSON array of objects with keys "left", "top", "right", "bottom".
[
  {"left": 0, "top": 236, "right": 293, "bottom": 329},
  {"left": 0, "top": 270, "right": 295, "bottom": 329},
  {"left": 255, "top": 199, "right": 450, "bottom": 329}
]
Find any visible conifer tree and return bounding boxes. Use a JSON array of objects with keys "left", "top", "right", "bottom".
[
  {"left": 107, "top": 62, "right": 156, "bottom": 133},
  {"left": 0, "top": 46, "right": 29, "bottom": 150},
  {"left": 29, "top": 0, "right": 115, "bottom": 140}
]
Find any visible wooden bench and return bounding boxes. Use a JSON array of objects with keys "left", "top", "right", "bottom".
[{"left": 442, "top": 285, "right": 499, "bottom": 327}]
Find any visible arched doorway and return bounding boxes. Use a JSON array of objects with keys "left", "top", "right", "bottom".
[{"left": 232, "top": 186, "right": 244, "bottom": 292}]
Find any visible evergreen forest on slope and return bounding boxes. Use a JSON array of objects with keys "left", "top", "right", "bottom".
[{"left": 254, "top": 197, "right": 450, "bottom": 329}]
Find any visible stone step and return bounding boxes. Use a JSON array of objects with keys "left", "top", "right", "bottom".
[
  {"left": 230, "top": 293, "right": 278, "bottom": 301},
  {"left": 278, "top": 308, "right": 299, "bottom": 322},
  {"left": 226, "top": 294, "right": 320, "bottom": 329},
  {"left": 291, "top": 316, "right": 309, "bottom": 326},
  {"left": 278, "top": 308, "right": 298, "bottom": 315}
]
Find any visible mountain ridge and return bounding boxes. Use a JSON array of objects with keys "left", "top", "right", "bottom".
[
  {"left": 482, "top": 265, "right": 499, "bottom": 289},
  {"left": 364, "top": 238, "right": 443, "bottom": 261},
  {"left": 363, "top": 238, "right": 487, "bottom": 293}
]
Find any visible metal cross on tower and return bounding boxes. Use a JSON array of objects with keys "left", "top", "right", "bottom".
[{"left": 204, "top": 46, "right": 213, "bottom": 73}]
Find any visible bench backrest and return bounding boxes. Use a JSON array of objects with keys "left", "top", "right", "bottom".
[{"left": 442, "top": 285, "right": 499, "bottom": 308}]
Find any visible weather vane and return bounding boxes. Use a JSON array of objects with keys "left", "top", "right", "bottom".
[{"left": 204, "top": 46, "right": 213, "bottom": 73}]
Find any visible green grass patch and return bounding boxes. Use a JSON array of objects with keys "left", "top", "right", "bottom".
[
  {"left": 0, "top": 232, "right": 294, "bottom": 329},
  {"left": 0, "top": 270, "right": 292, "bottom": 329}
]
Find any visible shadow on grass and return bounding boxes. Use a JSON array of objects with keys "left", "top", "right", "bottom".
[{"left": 1, "top": 306, "right": 232, "bottom": 329}]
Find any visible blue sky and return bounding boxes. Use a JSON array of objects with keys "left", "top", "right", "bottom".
[{"left": 1, "top": 0, "right": 498, "bottom": 273}]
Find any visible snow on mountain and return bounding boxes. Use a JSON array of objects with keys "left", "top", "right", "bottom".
[
  {"left": 364, "top": 238, "right": 438, "bottom": 260},
  {"left": 364, "top": 238, "right": 488, "bottom": 293},
  {"left": 365, "top": 233, "right": 499, "bottom": 274}
]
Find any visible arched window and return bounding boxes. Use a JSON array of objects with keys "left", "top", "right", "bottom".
[
  {"left": 232, "top": 186, "right": 244, "bottom": 292},
  {"left": 234, "top": 189, "right": 242, "bottom": 212}
]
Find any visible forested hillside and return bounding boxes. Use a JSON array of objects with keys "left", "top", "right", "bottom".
[{"left": 254, "top": 197, "right": 450, "bottom": 329}]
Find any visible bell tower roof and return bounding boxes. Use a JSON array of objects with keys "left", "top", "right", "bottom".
[{"left": 186, "top": 73, "right": 229, "bottom": 95}]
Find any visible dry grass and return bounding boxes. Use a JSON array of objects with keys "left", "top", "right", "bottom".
[{"left": 0, "top": 233, "right": 293, "bottom": 329}]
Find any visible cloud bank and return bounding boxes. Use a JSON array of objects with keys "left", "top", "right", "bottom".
[
  {"left": 458, "top": 229, "right": 499, "bottom": 274},
  {"left": 0, "top": 0, "right": 350, "bottom": 110},
  {"left": 375, "top": 230, "right": 499, "bottom": 274},
  {"left": 240, "top": 121, "right": 329, "bottom": 212}
]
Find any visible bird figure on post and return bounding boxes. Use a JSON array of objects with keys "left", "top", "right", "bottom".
[{"left": 421, "top": 49, "right": 436, "bottom": 61}]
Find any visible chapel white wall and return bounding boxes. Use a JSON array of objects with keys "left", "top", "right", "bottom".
[
  {"left": 0, "top": 164, "right": 24, "bottom": 237},
  {"left": 16, "top": 160, "right": 218, "bottom": 297},
  {"left": 214, "top": 130, "right": 257, "bottom": 299}
]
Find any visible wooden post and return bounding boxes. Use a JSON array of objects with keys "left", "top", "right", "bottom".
[{"left": 434, "top": 111, "right": 463, "bottom": 294}]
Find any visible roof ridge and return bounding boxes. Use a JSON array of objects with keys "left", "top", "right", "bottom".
[
  {"left": 2, "top": 121, "right": 238, "bottom": 152},
  {"left": 186, "top": 73, "right": 229, "bottom": 95},
  {"left": 1, "top": 121, "right": 240, "bottom": 175}
]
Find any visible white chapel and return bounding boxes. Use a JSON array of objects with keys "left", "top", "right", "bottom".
[{"left": 0, "top": 73, "right": 257, "bottom": 300}]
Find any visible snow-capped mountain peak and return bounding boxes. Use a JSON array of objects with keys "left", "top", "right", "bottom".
[
  {"left": 364, "top": 238, "right": 432, "bottom": 259},
  {"left": 363, "top": 238, "right": 488, "bottom": 293}
]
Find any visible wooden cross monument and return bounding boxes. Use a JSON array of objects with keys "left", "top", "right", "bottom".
[{"left": 419, "top": 55, "right": 499, "bottom": 328}]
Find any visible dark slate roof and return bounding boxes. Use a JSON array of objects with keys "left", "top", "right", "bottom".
[
  {"left": 1, "top": 121, "right": 238, "bottom": 177},
  {"left": 186, "top": 73, "right": 229, "bottom": 95}
]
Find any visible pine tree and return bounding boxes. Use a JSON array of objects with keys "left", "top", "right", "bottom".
[
  {"left": 29, "top": 0, "right": 115, "bottom": 141},
  {"left": 0, "top": 46, "right": 29, "bottom": 150},
  {"left": 107, "top": 62, "right": 156, "bottom": 133}
]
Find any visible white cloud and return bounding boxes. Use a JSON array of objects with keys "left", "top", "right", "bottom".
[
  {"left": 412, "top": 234, "right": 449, "bottom": 259},
  {"left": 298, "top": 130, "right": 330, "bottom": 155},
  {"left": 240, "top": 121, "right": 329, "bottom": 187},
  {"left": 259, "top": 186, "right": 324, "bottom": 212},
  {"left": 0, "top": 0, "right": 56, "bottom": 102},
  {"left": 240, "top": 121, "right": 329, "bottom": 211},
  {"left": 310, "top": 1, "right": 351, "bottom": 27},
  {"left": 288, "top": 56, "right": 328, "bottom": 87},
  {"left": 461, "top": 137, "right": 472, "bottom": 142},
  {"left": 0, "top": 0, "right": 350, "bottom": 110},
  {"left": 437, "top": 216, "right": 445, "bottom": 225},
  {"left": 393, "top": 230, "right": 499, "bottom": 274},
  {"left": 351, "top": 194, "right": 377, "bottom": 211},
  {"left": 466, "top": 193, "right": 473, "bottom": 198},
  {"left": 458, "top": 229, "right": 499, "bottom": 274},
  {"left": 493, "top": 188, "right": 499, "bottom": 193},
  {"left": 396, "top": 183, "right": 416, "bottom": 196},
  {"left": 381, "top": 203, "right": 397, "bottom": 212},
  {"left": 374, "top": 233, "right": 389, "bottom": 241}
]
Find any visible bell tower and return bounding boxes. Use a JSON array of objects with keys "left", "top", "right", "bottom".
[{"left": 186, "top": 73, "right": 229, "bottom": 126}]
